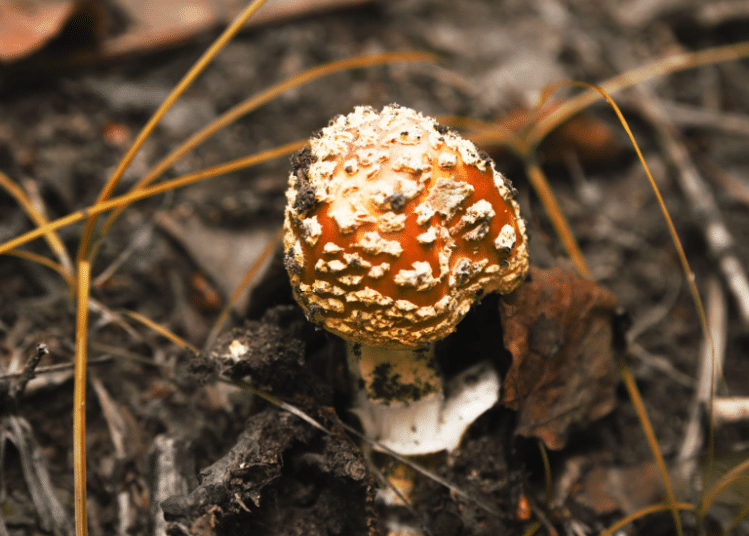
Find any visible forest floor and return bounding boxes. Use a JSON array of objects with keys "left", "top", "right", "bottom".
[{"left": 2, "top": 0, "right": 749, "bottom": 535}]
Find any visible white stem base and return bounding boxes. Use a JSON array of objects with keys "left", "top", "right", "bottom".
[{"left": 351, "top": 361, "right": 500, "bottom": 456}]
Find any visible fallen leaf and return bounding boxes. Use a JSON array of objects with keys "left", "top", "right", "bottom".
[
  {"left": 499, "top": 266, "right": 619, "bottom": 450},
  {"left": 0, "top": 0, "right": 83, "bottom": 62},
  {"left": 1, "top": 0, "right": 372, "bottom": 67},
  {"left": 106, "top": 0, "right": 373, "bottom": 57}
]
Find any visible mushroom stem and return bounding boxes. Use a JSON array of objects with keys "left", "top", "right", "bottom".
[
  {"left": 348, "top": 342, "right": 441, "bottom": 403},
  {"left": 346, "top": 342, "right": 500, "bottom": 456}
]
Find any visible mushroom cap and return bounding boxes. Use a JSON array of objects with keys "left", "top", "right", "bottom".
[{"left": 284, "top": 104, "right": 528, "bottom": 349}]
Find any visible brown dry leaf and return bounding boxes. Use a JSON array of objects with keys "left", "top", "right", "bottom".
[
  {"left": 106, "top": 0, "right": 372, "bottom": 57},
  {"left": 0, "top": 0, "right": 90, "bottom": 62},
  {"left": 499, "top": 266, "right": 619, "bottom": 450},
  {"left": 104, "top": 0, "right": 222, "bottom": 57},
  {"left": 1, "top": 0, "right": 371, "bottom": 66}
]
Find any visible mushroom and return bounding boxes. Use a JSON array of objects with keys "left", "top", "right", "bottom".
[{"left": 283, "top": 104, "right": 529, "bottom": 455}]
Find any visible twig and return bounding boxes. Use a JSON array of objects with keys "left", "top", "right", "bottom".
[
  {"left": 658, "top": 100, "right": 749, "bottom": 138},
  {"left": 631, "top": 86, "right": 749, "bottom": 326},
  {"left": 90, "top": 375, "right": 127, "bottom": 459},
  {"left": 88, "top": 297, "right": 143, "bottom": 341},
  {"left": 92, "top": 224, "right": 154, "bottom": 289},
  {"left": 5, "top": 415, "right": 74, "bottom": 535},
  {"left": 627, "top": 271, "right": 682, "bottom": 342},
  {"left": 149, "top": 435, "right": 191, "bottom": 536},
  {"left": 0, "top": 512, "right": 8, "bottom": 536},
  {"left": 0, "top": 356, "right": 114, "bottom": 382},
  {"left": 366, "top": 459, "right": 433, "bottom": 536},
  {"left": 628, "top": 342, "right": 695, "bottom": 388},
  {"left": 697, "top": 154, "right": 749, "bottom": 208},
  {"left": 529, "top": 500, "right": 559, "bottom": 536},
  {"left": 8, "top": 343, "right": 49, "bottom": 402},
  {"left": 712, "top": 397, "right": 749, "bottom": 425},
  {"left": 677, "top": 277, "right": 727, "bottom": 477}
]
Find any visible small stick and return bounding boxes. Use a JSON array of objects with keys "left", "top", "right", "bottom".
[
  {"left": 712, "top": 397, "right": 749, "bottom": 425},
  {"left": 657, "top": 100, "right": 749, "bottom": 138},
  {"left": 632, "top": 86, "right": 749, "bottom": 326},
  {"left": 697, "top": 155, "right": 749, "bottom": 208},
  {"left": 7, "top": 415, "right": 74, "bottom": 535},
  {"left": 0, "top": 356, "right": 114, "bottom": 383},
  {"left": 149, "top": 435, "right": 191, "bottom": 536},
  {"left": 677, "top": 277, "right": 727, "bottom": 478},
  {"left": 8, "top": 343, "right": 49, "bottom": 401}
]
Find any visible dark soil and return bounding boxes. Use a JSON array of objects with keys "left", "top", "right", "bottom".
[{"left": 2, "top": 1, "right": 749, "bottom": 535}]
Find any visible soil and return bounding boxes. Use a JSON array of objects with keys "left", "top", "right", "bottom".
[{"left": 2, "top": 1, "right": 749, "bottom": 535}]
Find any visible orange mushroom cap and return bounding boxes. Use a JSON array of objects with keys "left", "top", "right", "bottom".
[{"left": 284, "top": 104, "right": 528, "bottom": 349}]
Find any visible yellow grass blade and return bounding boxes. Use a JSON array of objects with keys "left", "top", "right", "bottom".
[
  {"left": 727, "top": 495, "right": 749, "bottom": 531},
  {"left": 577, "top": 81, "right": 713, "bottom": 356},
  {"left": 73, "top": 260, "right": 91, "bottom": 536},
  {"left": 0, "top": 171, "right": 74, "bottom": 284},
  {"left": 524, "top": 159, "right": 591, "bottom": 277},
  {"left": 698, "top": 457, "right": 749, "bottom": 518},
  {"left": 519, "top": 80, "right": 700, "bottom": 536},
  {"left": 537, "top": 440, "right": 553, "bottom": 508},
  {"left": 5, "top": 249, "right": 75, "bottom": 288},
  {"left": 121, "top": 310, "right": 199, "bottom": 354},
  {"left": 617, "top": 355, "right": 683, "bottom": 535}
]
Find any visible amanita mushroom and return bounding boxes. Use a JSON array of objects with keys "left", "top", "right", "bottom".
[{"left": 284, "top": 104, "right": 528, "bottom": 455}]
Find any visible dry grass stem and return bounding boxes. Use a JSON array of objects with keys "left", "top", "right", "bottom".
[
  {"left": 73, "top": 259, "right": 91, "bottom": 536},
  {"left": 0, "top": 172, "right": 74, "bottom": 285}
]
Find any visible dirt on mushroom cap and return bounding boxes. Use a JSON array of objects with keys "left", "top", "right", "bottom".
[{"left": 284, "top": 104, "right": 529, "bottom": 348}]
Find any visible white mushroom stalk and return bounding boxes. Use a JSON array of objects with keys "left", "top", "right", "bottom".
[
  {"left": 283, "top": 104, "right": 528, "bottom": 455},
  {"left": 348, "top": 342, "right": 502, "bottom": 455}
]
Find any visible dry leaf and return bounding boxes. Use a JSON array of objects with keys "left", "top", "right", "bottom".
[
  {"left": 106, "top": 0, "right": 372, "bottom": 57},
  {"left": 0, "top": 0, "right": 81, "bottom": 62},
  {"left": 1, "top": 0, "right": 371, "bottom": 67},
  {"left": 499, "top": 266, "right": 619, "bottom": 450}
]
